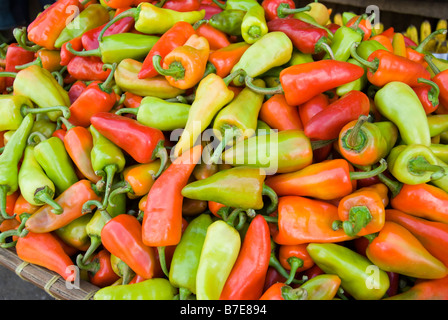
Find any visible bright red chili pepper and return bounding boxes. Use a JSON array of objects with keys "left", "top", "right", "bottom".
[
  {"left": 4, "top": 44, "right": 35, "bottom": 87},
  {"left": 220, "top": 215, "right": 271, "bottom": 300},
  {"left": 67, "top": 80, "right": 87, "bottom": 104},
  {"left": 90, "top": 112, "right": 167, "bottom": 168},
  {"left": 60, "top": 37, "right": 83, "bottom": 67},
  {"left": 195, "top": 22, "right": 230, "bottom": 51},
  {"left": 259, "top": 94, "right": 303, "bottom": 131},
  {"left": 163, "top": 0, "right": 201, "bottom": 12},
  {"left": 298, "top": 93, "right": 330, "bottom": 127},
  {"left": 67, "top": 56, "right": 111, "bottom": 82},
  {"left": 81, "top": 17, "right": 135, "bottom": 51}
]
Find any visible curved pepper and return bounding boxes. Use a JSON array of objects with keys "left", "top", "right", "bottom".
[
  {"left": 195, "top": 220, "right": 241, "bottom": 300},
  {"left": 25, "top": 179, "right": 101, "bottom": 233},
  {"left": 366, "top": 221, "right": 448, "bottom": 279},
  {"left": 374, "top": 81, "right": 431, "bottom": 146},
  {"left": 413, "top": 78, "right": 440, "bottom": 115},
  {"left": 169, "top": 213, "right": 212, "bottom": 299},
  {"left": 222, "top": 129, "right": 313, "bottom": 175},
  {"left": 152, "top": 34, "right": 210, "bottom": 90},
  {"left": 387, "top": 144, "right": 446, "bottom": 185},
  {"left": 94, "top": 278, "right": 176, "bottom": 300},
  {"left": 265, "top": 158, "right": 387, "bottom": 200},
  {"left": 307, "top": 243, "right": 390, "bottom": 300},
  {"left": 220, "top": 215, "right": 271, "bottom": 300}
]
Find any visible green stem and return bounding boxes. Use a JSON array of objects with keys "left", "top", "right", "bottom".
[
  {"left": 408, "top": 156, "right": 446, "bottom": 180},
  {"left": 349, "top": 158, "right": 387, "bottom": 180},
  {"left": 310, "top": 139, "right": 336, "bottom": 150},
  {"left": 57, "top": 116, "right": 76, "bottom": 131},
  {"left": 417, "top": 78, "right": 440, "bottom": 107},
  {"left": 34, "top": 186, "right": 64, "bottom": 214},
  {"left": 98, "top": 8, "right": 137, "bottom": 43},
  {"left": 154, "top": 0, "right": 168, "bottom": 7},
  {"left": 21, "top": 105, "right": 71, "bottom": 119},
  {"left": 108, "top": 182, "right": 133, "bottom": 208},
  {"left": 342, "top": 205, "right": 372, "bottom": 237},
  {"left": 319, "top": 41, "right": 335, "bottom": 60},
  {"left": 0, "top": 72, "right": 17, "bottom": 78},
  {"left": 151, "top": 140, "right": 168, "bottom": 178},
  {"left": 346, "top": 115, "right": 368, "bottom": 148},
  {"left": 27, "top": 131, "right": 48, "bottom": 145},
  {"left": 115, "top": 107, "right": 139, "bottom": 116},
  {"left": 13, "top": 27, "right": 41, "bottom": 52},
  {"left": 350, "top": 42, "right": 379, "bottom": 71},
  {"left": 285, "top": 257, "right": 304, "bottom": 285},
  {"left": 210, "top": 126, "right": 237, "bottom": 164},
  {"left": 211, "top": 0, "right": 226, "bottom": 10},
  {"left": 225, "top": 208, "right": 244, "bottom": 227},
  {"left": 277, "top": 4, "right": 311, "bottom": 19},
  {"left": 152, "top": 55, "right": 185, "bottom": 80},
  {"left": 101, "top": 164, "right": 118, "bottom": 209},
  {"left": 0, "top": 185, "right": 13, "bottom": 222},
  {"left": 269, "top": 253, "right": 305, "bottom": 285},
  {"left": 262, "top": 215, "right": 278, "bottom": 224},
  {"left": 262, "top": 184, "right": 278, "bottom": 215},
  {"left": 245, "top": 75, "right": 283, "bottom": 95},
  {"left": 99, "top": 63, "right": 117, "bottom": 92},
  {"left": 416, "top": 29, "right": 447, "bottom": 53},
  {"left": 66, "top": 42, "right": 101, "bottom": 58},
  {"left": 81, "top": 236, "right": 102, "bottom": 265},
  {"left": 281, "top": 286, "right": 308, "bottom": 300},
  {"left": 14, "top": 58, "right": 41, "bottom": 70},
  {"left": 76, "top": 253, "right": 100, "bottom": 274},
  {"left": 378, "top": 172, "right": 402, "bottom": 198},
  {"left": 222, "top": 68, "right": 246, "bottom": 86},
  {"left": 157, "top": 246, "right": 169, "bottom": 278},
  {"left": 0, "top": 213, "right": 30, "bottom": 248},
  {"left": 179, "top": 287, "right": 192, "bottom": 300}
]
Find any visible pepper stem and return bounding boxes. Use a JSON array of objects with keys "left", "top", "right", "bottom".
[
  {"left": 21, "top": 105, "right": 71, "bottom": 119},
  {"left": 415, "top": 29, "right": 447, "bottom": 53},
  {"left": 99, "top": 63, "right": 117, "bottom": 92},
  {"left": 222, "top": 68, "right": 246, "bottom": 86},
  {"left": 225, "top": 208, "right": 247, "bottom": 230},
  {"left": 408, "top": 155, "right": 446, "bottom": 180},
  {"left": 157, "top": 246, "right": 169, "bottom": 278},
  {"left": 245, "top": 75, "right": 284, "bottom": 95},
  {"left": 0, "top": 213, "right": 30, "bottom": 248},
  {"left": 319, "top": 41, "right": 335, "bottom": 60},
  {"left": 101, "top": 164, "right": 118, "bottom": 209},
  {"left": 262, "top": 184, "right": 278, "bottom": 214},
  {"left": 27, "top": 131, "right": 48, "bottom": 145},
  {"left": 210, "top": 126, "right": 237, "bottom": 164},
  {"left": 115, "top": 107, "right": 139, "bottom": 116},
  {"left": 378, "top": 173, "right": 403, "bottom": 198},
  {"left": 81, "top": 236, "right": 102, "bottom": 265},
  {"left": 424, "top": 55, "right": 441, "bottom": 75},
  {"left": 281, "top": 286, "right": 308, "bottom": 300},
  {"left": 418, "top": 78, "right": 440, "bottom": 107},
  {"left": 108, "top": 182, "right": 132, "bottom": 208},
  {"left": 179, "top": 288, "right": 192, "bottom": 300},
  {"left": 65, "top": 42, "right": 101, "bottom": 58},
  {"left": 346, "top": 115, "right": 369, "bottom": 148},
  {"left": 350, "top": 42, "right": 379, "bottom": 71},
  {"left": 14, "top": 58, "right": 41, "bottom": 70},
  {"left": 277, "top": 4, "right": 311, "bottom": 19},
  {"left": 76, "top": 253, "right": 100, "bottom": 274},
  {"left": 152, "top": 55, "right": 185, "bottom": 80},
  {"left": 340, "top": 205, "right": 372, "bottom": 237},
  {"left": 211, "top": 0, "right": 226, "bottom": 10},
  {"left": 0, "top": 185, "right": 13, "bottom": 222},
  {"left": 34, "top": 186, "right": 64, "bottom": 214},
  {"left": 57, "top": 116, "right": 76, "bottom": 131},
  {"left": 98, "top": 8, "right": 137, "bottom": 43},
  {"left": 151, "top": 140, "right": 168, "bottom": 178},
  {"left": 285, "top": 257, "right": 304, "bottom": 285},
  {"left": 349, "top": 158, "right": 387, "bottom": 180},
  {"left": 0, "top": 72, "right": 17, "bottom": 78},
  {"left": 13, "top": 27, "right": 41, "bottom": 52}
]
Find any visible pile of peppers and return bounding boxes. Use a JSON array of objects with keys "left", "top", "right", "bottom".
[{"left": 1, "top": 0, "right": 448, "bottom": 301}]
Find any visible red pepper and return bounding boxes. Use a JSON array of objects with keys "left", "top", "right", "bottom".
[
  {"left": 412, "top": 79, "right": 440, "bottom": 115},
  {"left": 142, "top": 145, "right": 203, "bottom": 247},
  {"left": 163, "top": 0, "right": 201, "bottom": 12},
  {"left": 67, "top": 80, "right": 87, "bottom": 104},
  {"left": 298, "top": 93, "right": 330, "bottom": 127},
  {"left": 78, "top": 249, "right": 120, "bottom": 288},
  {"left": 4, "top": 44, "right": 35, "bottom": 87},
  {"left": 207, "top": 42, "right": 250, "bottom": 78},
  {"left": 267, "top": 18, "right": 333, "bottom": 56},
  {"left": 261, "top": 0, "right": 310, "bottom": 20},
  {"left": 385, "top": 275, "right": 448, "bottom": 300},
  {"left": 304, "top": 90, "right": 370, "bottom": 140},
  {"left": 278, "top": 244, "right": 314, "bottom": 275},
  {"left": 345, "top": 15, "right": 372, "bottom": 41},
  {"left": 90, "top": 112, "right": 167, "bottom": 170},
  {"left": 199, "top": 3, "right": 223, "bottom": 20},
  {"left": 426, "top": 56, "right": 448, "bottom": 109},
  {"left": 260, "top": 282, "right": 306, "bottom": 300},
  {"left": 16, "top": 231, "right": 76, "bottom": 281},
  {"left": 220, "top": 215, "right": 271, "bottom": 300},
  {"left": 138, "top": 21, "right": 196, "bottom": 79},
  {"left": 81, "top": 17, "right": 135, "bottom": 51},
  {"left": 123, "top": 92, "right": 143, "bottom": 109},
  {"left": 259, "top": 94, "right": 303, "bottom": 131},
  {"left": 67, "top": 56, "right": 111, "bottom": 82},
  {"left": 68, "top": 64, "right": 118, "bottom": 128},
  {"left": 99, "top": 0, "right": 134, "bottom": 9},
  {"left": 195, "top": 22, "right": 230, "bottom": 51},
  {"left": 101, "top": 213, "right": 158, "bottom": 279},
  {"left": 60, "top": 37, "right": 83, "bottom": 67}
]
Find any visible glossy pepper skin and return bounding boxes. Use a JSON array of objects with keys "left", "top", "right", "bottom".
[
  {"left": 25, "top": 180, "right": 101, "bottom": 233},
  {"left": 299, "top": 274, "right": 341, "bottom": 300},
  {"left": 101, "top": 214, "right": 158, "bottom": 280},
  {"left": 220, "top": 215, "right": 271, "bottom": 300},
  {"left": 304, "top": 90, "right": 370, "bottom": 141},
  {"left": 307, "top": 243, "right": 390, "bottom": 300},
  {"left": 259, "top": 94, "right": 303, "bottom": 132},
  {"left": 4, "top": 44, "right": 35, "bottom": 88},
  {"left": 384, "top": 275, "right": 448, "bottom": 300},
  {"left": 374, "top": 81, "right": 431, "bottom": 147},
  {"left": 26, "top": 0, "right": 83, "bottom": 50},
  {"left": 195, "top": 220, "right": 241, "bottom": 300},
  {"left": 142, "top": 145, "right": 203, "bottom": 248},
  {"left": 208, "top": 9, "right": 246, "bottom": 36},
  {"left": 77, "top": 249, "right": 120, "bottom": 288},
  {"left": 366, "top": 221, "right": 448, "bottom": 279},
  {"left": 169, "top": 213, "right": 212, "bottom": 299},
  {"left": 67, "top": 56, "right": 111, "bottom": 82},
  {"left": 208, "top": 42, "right": 250, "bottom": 78},
  {"left": 0, "top": 95, "right": 34, "bottom": 132},
  {"left": 94, "top": 278, "right": 176, "bottom": 300}
]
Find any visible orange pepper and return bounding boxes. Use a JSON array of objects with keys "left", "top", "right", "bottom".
[
  {"left": 259, "top": 282, "right": 307, "bottom": 300},
  {"left": 259, "top": 94, "right": 303, "bottom": 131},
  {"left": 207, "top": 42, "right": 250, "bottom": 78},
  {"left": 154, "top": 34, "right": 210, "bottom": 90},
  {"left": 279, "top": 244, "right": 314, "bottom": 276},
  {"left": 195, "top": 21, "right": 230, "bottom": 51},
  {"left": 370, "top": 34, "right": 393, "bottom": 52}
]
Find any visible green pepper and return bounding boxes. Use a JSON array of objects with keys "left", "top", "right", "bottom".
[
  {"left": 374, "top": 81, "right": 431, "bottom": 146},
  {"left": 288, "top": 50, "right": 314, "bottom": 66},
  {"left": 387, "top": 144, "right": 446, "bottom": 185},
  {"left": 169, "top": 213, "right": 213, "bottom": 300},
  {"left": 0, "top": 95, "right": 34, "bottom": 131},
  {"left": 195, "top": 220, "right": 241, "bottom": 300},
  {"left": 256, "top": 120, "right": 273, "bottom": 136},
  {"left": 426, "top": 157, "right": 448, "bottom": 193},
  {"left": 210, "top": 79, "right": 265, "bottom": 163},
  {"left": 1, "top": 66, "right": 70, "bottom": 122},
  {"left": 356, "top": 39, "right": 388, "bottom": 60},
  {"left": 32, "top": 114, "right": 57, "bottom": 138},
  {"left": 342, "top": 11, "right": 357, "bottom": 25},
  {"left": 213, "top": 0, "right": 259, "bottom": 11},
  {"left": 55, "top": 213, "right": 92, "bottom": 251},
  {"left": 114, "top": 59, "right": 185, "bottom": 99},
  {"left": 88, "top": 125, "right": 126, "bottom": 211},
  {"left": 0, "top": 113, "right": 34, "bottom": 221},
  {"left": 325, "top": 25, "right": 363, "bottom": 61},
  {"left": 209, "top": 9, "right": 246, "bottom": 36},
  {"left": 67, "top": 33, "right": 160, "bottom": 64},
  {"left": 306, "top": 243, "right": 390, "bottom": 300},
  {"left": 94, "top": 278, "right": 177, "bottom": 300},
  {"left": 428, "top": 56, "right": 448, "bottom": 77},
  {"left": 241, "top": 2, "right": 268, "bottom": 44},
  {"left": 230, "top": 31, "right": 293, "bottom": 86},
  {"left": 54, "top": 4, "right": 110, "bottom": 48},
  {"left": 336, "top": 58, "right": 368, "bottom": 96},
  {"left": 28, "top": 132, "right": 79, "bottom": 195},
  {"left": 115, "top": 96, "right": 190, "bottom": 131},
  {"left": 299, "top": 274, "right": 342, "bottom": 300},
  {"left": 430, "top": 144, "right": 448, "bottom": 163},
  {"left": 222, "top": 130, "right": 313, "bottom": 175},
  {"left": 18, "top": 145, "right": 64, "bottom": 214},
  {"left": 181, "top": 166, "right": 278, "bottom": 214},
  {"left": 428, "top": 114, "right": 448, "bottom": 137}
]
